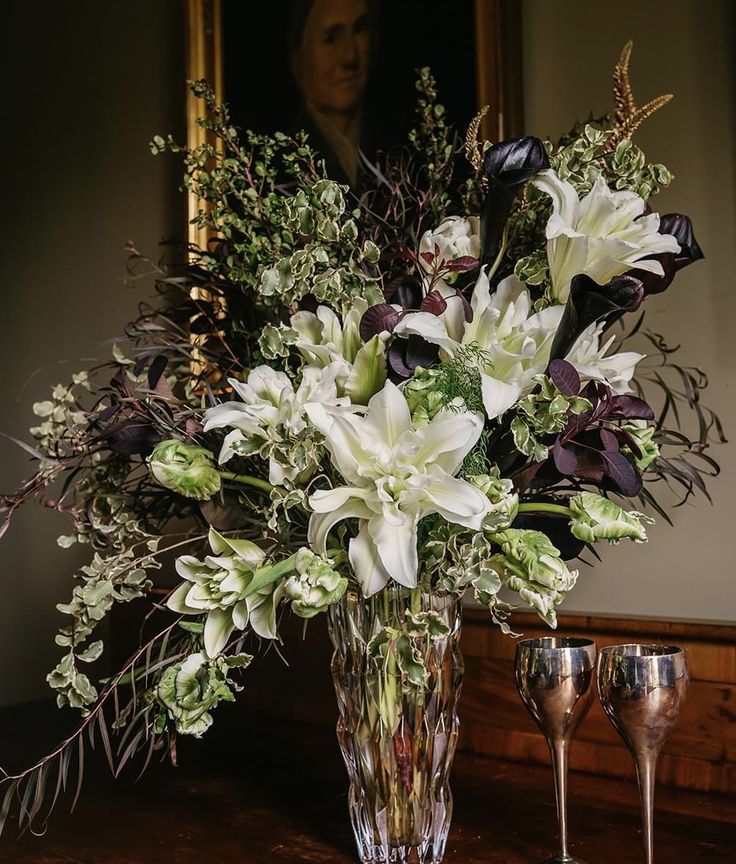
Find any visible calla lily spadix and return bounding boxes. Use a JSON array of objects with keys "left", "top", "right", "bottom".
[{"left": 306, "top": 382, "right": 491, "bottom": 596}]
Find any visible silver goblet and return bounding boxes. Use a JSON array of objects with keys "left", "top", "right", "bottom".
[
  {"left": 597, "top": 644, "right": 689, "bottom": 864},
  {"left": 515, "top": 637, "right": 596, "bottom": 864}
]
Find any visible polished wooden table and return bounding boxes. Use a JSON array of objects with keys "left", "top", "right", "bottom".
[{"left": 0, "top": 708, "right": 733, "bottom": 863}]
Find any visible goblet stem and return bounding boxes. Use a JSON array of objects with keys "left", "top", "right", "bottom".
[
  {"left": 550, "top": 739, "right": 571, "bottom": 861},
  {"left": 634, "top": 752, "right": 657, "bottom": 864}
]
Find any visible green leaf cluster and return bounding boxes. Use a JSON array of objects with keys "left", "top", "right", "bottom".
[{"left": 511, "top": 375, "right": 591, "bottom": 461}]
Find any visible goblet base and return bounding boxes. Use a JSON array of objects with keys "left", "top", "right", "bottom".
[{"left": 539, "top": 857, "right": 587, "bottom": 864}]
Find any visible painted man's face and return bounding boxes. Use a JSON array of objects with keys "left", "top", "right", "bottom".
[{"left": 294, "top": 0, "right": 371, "bottom": 115}]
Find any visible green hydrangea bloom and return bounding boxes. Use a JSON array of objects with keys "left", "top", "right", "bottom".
[
  {"left": 284, "top": 548, "right": 347, "bottom": 618},
  {"left": 147, "top": 439, "right": 221, "bottom": 501},
  {"left": 156, "top": 651, "right": 252, "bottom": 737},
  {"left": 569, "top": 492, "right": 651, "bottom": 544}
]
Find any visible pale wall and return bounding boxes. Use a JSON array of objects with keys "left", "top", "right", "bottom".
[
  {"left": 0, "top": 2, "right": 184, "bottom": 705},
  {"left": 0, "top": 2, "right": 733, "bottom": 712},
  {"left": 521, "top": 0, "right": 736, "bottom": 620}
]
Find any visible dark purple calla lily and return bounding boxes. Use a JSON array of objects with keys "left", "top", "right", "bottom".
[
  {"left": 481, "top": 136, "right": 549, "bottom": 266},
  {"left": 483, "top": 137, "right": 550, "bottom": 189},
  {"left": 548, "top": 273, "right": 645, "bottom": 363},
  {"left": 387, "top": 336, "right": 439, "bottom": 380},
  {"left": 628, "top": 213, "right": 704, "bottom": 296},
  {"left": 661, "top": 213, "right": 704, "bottom": 270}
]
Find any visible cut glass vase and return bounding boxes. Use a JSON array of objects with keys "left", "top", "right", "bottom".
[{"left": 328, "top": 586, "right": 464, "bottom": 864}]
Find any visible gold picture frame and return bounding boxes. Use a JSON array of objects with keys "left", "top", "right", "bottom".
[{"left": 185, "top": 0, "right": 525, "bottom": 247}]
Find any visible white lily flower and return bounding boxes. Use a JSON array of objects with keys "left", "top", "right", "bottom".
[
  {"left": 566, "top": 322, "right": 644, "bottom": 394},
  {"left": 306, "top": 381, "right": 490, "bottom": 596},
  {"left": 533, "top": 169, "right": 680, "bottom": 303},
  {"left": 290, "top": 299, "right": 388, "bottom": 405},
  {"left": 394, "top": 271, "right": 564, "bottom": 420},
  {"left": 203, "top": 362, "right": 348, "bottom": 485}
]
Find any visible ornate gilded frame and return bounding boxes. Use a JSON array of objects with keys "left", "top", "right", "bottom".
[{"left": 185, "top": 0, "right": 524, "bottom": 247}]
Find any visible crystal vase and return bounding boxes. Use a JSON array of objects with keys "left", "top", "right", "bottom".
[{"left": 327, "top": 586, "right": 464, "bottom": 864}]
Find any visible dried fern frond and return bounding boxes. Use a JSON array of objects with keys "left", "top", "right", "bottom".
[{"left": 605, "top": 41, "right": 673, "bottom": 153}]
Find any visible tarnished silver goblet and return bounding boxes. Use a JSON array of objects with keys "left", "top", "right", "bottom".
[
  {"left": 597, "top": 644, "right": 689, "bottom": 864},
  {"left": 515, "top": 637, "right": 596, "bottom": 864}
]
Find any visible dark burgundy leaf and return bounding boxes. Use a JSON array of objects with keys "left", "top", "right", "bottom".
[
  {"left": 552, "top": 440, "right": 582, "bottom": 475},
  {"left": 360, "top": 304, "right": 400, "bottom": 341},
  {"left": 599, "top": 427, "right": 620, "bottom": 452},
  {"left": 511, "top": 460, "right": 545, "bottom": 493},
  {"left": 386, "top": 277, "right": 423, "bottom": 309},
  {"left": 147, "top": 355, "right": 168, "bottom": 390},
  {"left": 445, "top": 256, "right": 480, "bottom": 272},
  {"left": 600, "top": 450, "right": 643, "bottom": 497},
  {"left": 420, "top": 251, "right": 435, "bottom": 266},
  {"left": 106, "top": 422, "right": 162, "bottom": 456},
  {"left": 419, "top": 291, "right": 447, "bottom": 315},
  {"left": 610, "top": 394, "right": 655, "bottom": 421},
  {"left": 553, "top": 439, "right": 607, "bottom": 483},
  {"left": 548, "top": 359, "right": 581, "bottom": 396}
]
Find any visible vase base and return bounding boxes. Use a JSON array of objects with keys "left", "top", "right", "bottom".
[{"left": 358, "top": 843, "right": 445, "bottom": 864}]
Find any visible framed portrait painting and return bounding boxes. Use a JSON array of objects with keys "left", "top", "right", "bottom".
[{"left": 185, "top": 0, "right": 524, "bottom": 246}]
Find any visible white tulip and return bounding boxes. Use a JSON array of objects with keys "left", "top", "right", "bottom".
[
  {"left": 305, "top": 381, "right": 490, "bottom": 596},
  {"left": 533, "top": 169, "right": 680, "bottom": 303}
]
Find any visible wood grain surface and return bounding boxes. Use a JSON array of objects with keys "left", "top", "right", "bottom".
[{"left": 0, "top": 710, "right": 733, "bottom": 863}]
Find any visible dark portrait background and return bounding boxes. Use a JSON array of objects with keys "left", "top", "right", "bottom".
[{"left": 223, "top": 0, "right": 476, "bottom": 162}]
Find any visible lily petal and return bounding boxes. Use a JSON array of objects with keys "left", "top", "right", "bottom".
[
  {"left": 308, "top": 499, "right": 372, "bottom": 551},
  {"left": 413, "top": 410, "right": 485, "bottom": 475},
  {"left": 480, "top": 374, "right": 522, "bottom": 420},
  {"left": 367, "top": 514, "right": 419, "bottom": 589},
  {"left": 363, "top": 381, "right": 412, "bottom": 447},
  {"left": 393, "top": 312, "right": 458, "bottom": 355},
  {"left": 204, "top": 608, "right": 233, "bottom": 658},
  {"left": 348, "top": 522, "right": 392, "bottom": 596},
  {"left": 422, "top": 470, "right": 490, "bottom": 529}
]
